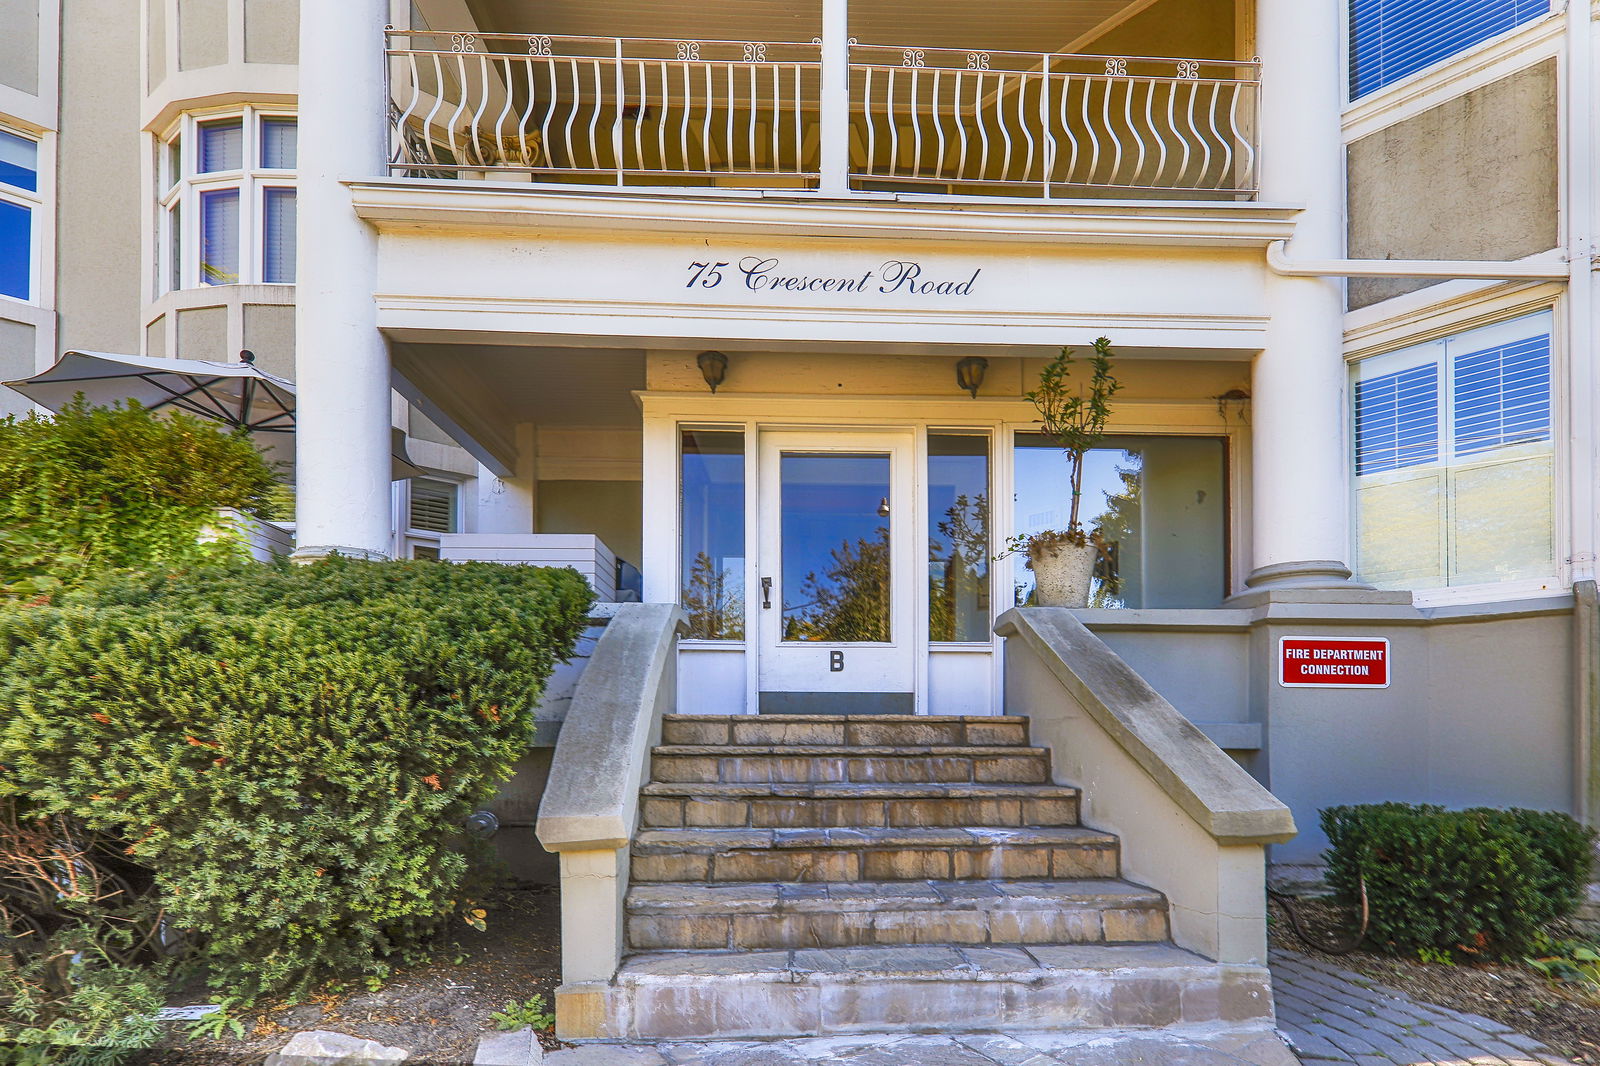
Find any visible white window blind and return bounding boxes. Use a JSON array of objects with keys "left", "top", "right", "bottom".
[
  {"left": 1354, "top": 364, "right": 1438, "bottom": 476},
  {"left": 263, "top": 188, "right": 296, "bottom": 284},
  {"left": 1452, "top": 335, "right": 1551, "bottom": 456},
  {"left": 0, "top": 129, "right": 38, "bottom": 192},
  {"left": 199, "top": 188, "right": 239, "bottom": 285},
  {"left": 1349, "top": 0, "right": 1549, "bottom": 99},
  {"left": 199, "top": 119, "right": 243, "bottom": 173},
  {"left": 260, "top": 118, "right": 297, "bottom": 169}
]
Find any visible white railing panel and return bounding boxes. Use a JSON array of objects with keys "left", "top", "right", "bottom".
[
  {"left": 386, "top": 30, "right": 1258, "bottom": 200},
  {"left": 848, "top": 46, "right": 1259, "bottom": 199},
  {"left": 388, "top": 30, "right": 821, "bottom": 186}
]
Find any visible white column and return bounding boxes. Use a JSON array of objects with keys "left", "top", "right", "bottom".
[
  {"left": 1245, "top": 0, "right": 1359, "bottom": 590},
  {"left": 291, "top": 0, "right": 393, "bottom": 560},
  {"left": 818, "top": 0, "right": 849, "bottom": 196}
]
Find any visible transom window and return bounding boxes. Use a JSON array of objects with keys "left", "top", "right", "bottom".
[
  {"left": 1352, "top": 309, "right": 1556, "bottom": 591},
  {"left": 158, "top": 108, "right": 297, "bottom": 291},
  {"left": 0, "top": 128, "right": 40, "bottom": 303}
]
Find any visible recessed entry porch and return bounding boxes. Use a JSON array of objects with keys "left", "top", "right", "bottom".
[{"left": 391, "top": 339, "right": 1254, "bottom": 718}]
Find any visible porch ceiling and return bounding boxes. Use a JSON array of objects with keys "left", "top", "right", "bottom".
[{"left": 454, "top": 0, "right": 1160, "bottom": 54}]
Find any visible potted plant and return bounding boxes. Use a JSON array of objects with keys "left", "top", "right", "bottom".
[{"left": 1002, "top": 336, "right": 1121, "bottom": 608}]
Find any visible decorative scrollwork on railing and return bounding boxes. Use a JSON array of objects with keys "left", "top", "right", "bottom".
[
  {"left": 528, "top": 35, "right": 552, "bottom": 56},
  {"left": 1176, "top": 59, "right": 1200, "bottom": 79},
  {"left": 902, "top": 49, "right": 925, "bottom": 67},
  {"left": 1104, "top": 57, "right": 1129, "bottom": 76},
  {"left": 966, "top": 51, "right": 991, "bottom": 70},
  {"left": 742, "top": 42, "right": 768, "bottom": 63},
  {"left": 450, "top": 32, "right": 478, "bottom": 53},
  {"left": 677, "top": 40, "right": 702, "bottom": 61}
]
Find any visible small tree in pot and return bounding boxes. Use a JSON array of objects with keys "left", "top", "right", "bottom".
[{"left": 1003, "top": 336, "right": 1121, "bottom": 607}]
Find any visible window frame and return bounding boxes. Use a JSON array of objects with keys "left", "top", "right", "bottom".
[
  {"left": 1349, "top": 307, "right": 1561, "bottom": 601},
  {"left": 0, "top": 124, "right": 45, "bottom": 306},
  {"left": 157, "top": 106, "right": 297, "bottom": 292}
]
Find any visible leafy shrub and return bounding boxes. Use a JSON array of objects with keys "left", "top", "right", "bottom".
[
  {"left": 0, "top": 557, "right": 593, "bottom": 998},
  {"left": 0, "top": 930, "right": 166, "bottom": 1065},
  {"left": 1322, "top": 803, "right": 1596, "bottom": 959},
  {"left": 0, "top": 400, "right": 276, "bottom": 599}
]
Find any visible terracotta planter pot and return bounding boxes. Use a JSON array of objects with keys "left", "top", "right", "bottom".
[{"left": 1028, "top": 538, "right": 1099, "bottom": 608}]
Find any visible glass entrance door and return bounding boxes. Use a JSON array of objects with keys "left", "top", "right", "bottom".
[{"left": 756, "top": 431, "right": 915, "bottom": 713}]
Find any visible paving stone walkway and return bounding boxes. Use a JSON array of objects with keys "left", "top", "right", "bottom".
[
  {"left": 1272, "top": 949, "right": 1577, "bottom": 1066},
  {"left": 541, "top": 1026, "right": 1300, "bottom": 1065}
]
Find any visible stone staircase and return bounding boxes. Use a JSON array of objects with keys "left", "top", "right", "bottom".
[{"left": 589, "top": 713, "right": 1277, "bottom": 1043}]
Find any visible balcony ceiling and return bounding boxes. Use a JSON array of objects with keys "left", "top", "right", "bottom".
[{"left": 453, "top": 0, "right": 1161, "bottom": 54}]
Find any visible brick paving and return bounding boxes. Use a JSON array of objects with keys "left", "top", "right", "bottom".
[{"left": 1272, "top": 949, "right": 1577, "bottom": 1066}]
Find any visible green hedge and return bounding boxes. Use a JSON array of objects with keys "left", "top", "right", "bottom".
[
  {"left": 0, "top": 557, "right": 593, "bottom": 999},
  {"left": 1322, "top": 803, "right": 1595, "bottom": 959},
  {"left": 0, "top": 400, "right": 277, "bottom": 598}
]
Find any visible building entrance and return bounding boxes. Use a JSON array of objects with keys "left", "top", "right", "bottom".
[{"left": 755, "top": 429, "right": 917, "bottom": 714}]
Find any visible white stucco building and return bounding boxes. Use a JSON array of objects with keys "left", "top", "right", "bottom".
[{"left": 2, "top": 0, "right": 1596, "bottom": 1047}]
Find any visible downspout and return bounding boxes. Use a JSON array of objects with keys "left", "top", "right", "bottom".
[{"left": 1265, "top": 240, "right": 1571, "bottom": 280}]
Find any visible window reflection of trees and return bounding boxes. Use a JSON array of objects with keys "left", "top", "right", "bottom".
[
  {"left": 683, "top": 552, "right": 744, "bottom": 640},
  {"left": 931, "top": 493, "right": 990, "bottom": 641},
  {"left": 783, "top": 527, "right": 892, "bottom": 643}
]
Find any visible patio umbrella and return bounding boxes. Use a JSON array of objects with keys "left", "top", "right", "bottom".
[{"left": 5, "top": 350, "right": 424, "bottom": 480}]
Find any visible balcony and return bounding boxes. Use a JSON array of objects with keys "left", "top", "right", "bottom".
[{"left": 385, "top": 29, "right": 1259, "bottom": 202}]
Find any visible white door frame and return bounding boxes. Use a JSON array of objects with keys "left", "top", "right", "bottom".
[{"left": 754, "top": 427, "right": 919, "bottom": 713}]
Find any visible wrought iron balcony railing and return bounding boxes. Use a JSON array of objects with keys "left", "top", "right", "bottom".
[{"left": 386, "top": 29, "right": 1259, "bottom": 201}]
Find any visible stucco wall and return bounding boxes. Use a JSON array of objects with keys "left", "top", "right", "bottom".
[
  {"left": 0, "top": 320, "right": 36, "bottom": 417},
  {"left": 1346, "top": 61, "right": 1559, "bottom": 310},
  {"left": 538, "top": 480, "right": 643, "bottom": 569},
  {"left": 244, "top": 0, "right": 299, "bottom": 64},
  {"left": 176, "top": 305, "right": 228, "bottom": 361},
  {"left": 0, "top": 0, "right": 40, "bottom": 95},
  {"left": 178, "top": 0, "right": 229, "bottom": 70},
  {"left": 56, "top": 0, "right": 142, "bottom": 354},
  {"left": 1093, "top": 600, "right": 1577, "bottom": 865},
  {"left": 242, "top": 303, "right": 295, "bottom": 377}
]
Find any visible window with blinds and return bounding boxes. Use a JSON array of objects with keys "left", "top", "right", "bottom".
[
  {"left": 159, "top": 110, "right": 296, "bottom": 291},
  {"left": 1352, "top": 310, "right": 1556, "bottom": 592},
  {"left": 409, "top": 479, "right": 459, "bottom": 534},
  {"left": 1349, "top": 0, "right": 1549, "bottom": 99},
  {"left": 263, "top": 188, "right": 296, "bottom": 284}
]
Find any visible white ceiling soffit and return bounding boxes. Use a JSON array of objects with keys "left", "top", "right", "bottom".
[{"left": 448, "top": 0, "right": 1161, "bottom": 54}]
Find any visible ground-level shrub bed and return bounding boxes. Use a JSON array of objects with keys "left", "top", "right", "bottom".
[
  {"left": 1322, "top": 802, "right": 1596, "bottom": 960},
  {"left": 0, "top": 557, "right": 592, "bottom": 1061}
]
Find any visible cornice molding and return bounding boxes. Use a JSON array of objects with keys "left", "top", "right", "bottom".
[{"left": 348, "top": 181, "right": 1302, "bottom": 248}]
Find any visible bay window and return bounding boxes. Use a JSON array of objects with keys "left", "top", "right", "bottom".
[
  {"left": 158, "top": 109, "right": 296, "bottom": 291},
  {"left": 1352, "top": 310, "right": 1556, "bottom": 591}
]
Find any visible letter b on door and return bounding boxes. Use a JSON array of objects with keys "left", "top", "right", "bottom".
[{"left": 829, "top": 650, "right": 845, "bottom": 672}]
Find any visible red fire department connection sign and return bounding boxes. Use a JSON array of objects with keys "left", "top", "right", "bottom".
[{"left": 1279, "top": 636, "right": 1390, "bottom": 689}]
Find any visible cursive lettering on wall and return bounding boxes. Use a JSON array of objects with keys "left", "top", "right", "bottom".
[{"left": 685, "top": 257, "right": 982, "bottom": 298}]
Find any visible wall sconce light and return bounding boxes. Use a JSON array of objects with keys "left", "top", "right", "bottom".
[
  {"left": 955, "top": 356, "right": 988, "bottom": 398},
  {"left": 697, "top": 350, "right": 728, "bottom": 393}
]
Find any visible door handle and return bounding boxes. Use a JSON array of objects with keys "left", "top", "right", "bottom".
[{"left": 761, "top": 576, "right": 772, "bottom": 609}]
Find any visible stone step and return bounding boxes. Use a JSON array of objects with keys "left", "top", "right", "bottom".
[
  {"left": 661, "top": 714, "right": 1030, "bottom": 749},
  {"left": 639, "top": 782, "right": 1082, "bottom": 829},
  {"left": 649, "top": 745, "right": 1051, "bottom": 785},
  {"left": 624, "top": 879, "right": 1168, "bottom": 950},
  {"left": 563, "top": 943, "right": 1274, "bottom": 1041},
  {"left": 630, "top": 825, "right": 1119, "bottom": 883}
]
